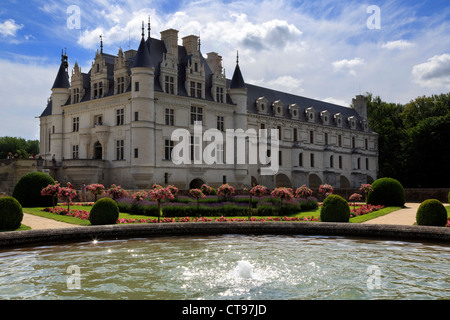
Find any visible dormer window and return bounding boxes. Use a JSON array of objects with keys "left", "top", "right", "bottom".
[
  {"left": 361, "top": 119, "right": 369, "bottom": 132},
  {"left": 273, "top": 100, "right": 284, "bottom": 117},
  {"left": 335, "top": 113, "right": 343, "bottom": 127},
  {"left": 348, "top": 116, "right": 357, "bottom": 129},
  {"left": 117, "top": 77, "right": 125, "bottom": 94},
  {"left": 216, "top": 87, "right": 224, "bottom": 103},
  {"left": 256, "top": 97, "right": 269, "bottom": 114},
  {"left": 321, "top": 110, "right": 330, "bottom": 125},
  {"left": 165, "top": 76, "right": 175, "bottom": 94},
  {"left": 289, "top": 104, "right": 300, "bottom": 120},
  {"left": 306, "top": 107, "right": 315, "bottom": 123}
]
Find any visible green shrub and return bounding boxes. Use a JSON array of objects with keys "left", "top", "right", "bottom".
[
  {"left": 416, "top": 199, "right": 448, "bottom": 227},
  {"left": 320, "top": 195, "right": 350, "bottom": 222},
  {"left": 367, "top": 177, "right": 405, "bottom": 207},
  {"left": 0, "top": 197, "right": 23, "bottom": 230},
  {"left": 12, "top": 172, "right": 55, "bottom": 207},
  {"left": 89, "top": 198, "right": 119, "bottom": 225}
]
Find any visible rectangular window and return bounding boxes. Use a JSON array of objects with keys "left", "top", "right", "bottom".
[
  {"left": 366, "top": 158, "right": 369, "bottom": 170},
  {"left": 310, "top": 153, "right": 315, "bottom": 168},
  {"left": 165, "top": 140, "right": 174, "bottom": 160},
  {"left": 325, "top": 133, "right": 328, "bottom": 145},
  {"left": 357, "top": 157, "right": 361, "bottom": 170},
  {"left": 134, "top": 148, "right": 139, "bottom": 159},
  {"left": 134, "top": 112, "right": 139, "bottom": 122},
  {"left": 165, "top": 109, "right": 175, "bottom": 126},
  {"left": 93, "top": 83, "right": 98, "bottom": 99},
  {"left": 99, "top": 82, "right": 103, "bottom": 98},
  {"left": 72, "top": 145, "right": 79, "bottom": 159},
  {"left": 261, "top": 123, "right": 265, "bottom": 130},
  {"left": 73, "top": 88, "right": 80, "bottom": 104},
  {"left": 197, "top": 82, "right": 202, "bottom": 98},
  {"left": 365, "top": 139, "right": 368, "bottom": 150},
  {"left": 190, "top": 82, "right": 196, "bottom": 97},
  {"left": 216, "top": 87, "right": 224, "bottom": 103},
  {"left": 117, "top": 76, "right": 125, "bottom": 94},
  {"left": 94, "top": 115, "right": 103, "bottom": 126},
  {"left": 339, "top": 156, "right": 343, "bottom": 169},
  {"left": 135, "top": 82, "right": 140, "bottom": 92},
  {"left": 165, "top": 76, "right": 175, "bottom": 94},
  {"left": 223, "top": 175, "right": 227, "bottom": 184},
  {"left": 190, "top": 81, "right": 202, "bottom": 98},
  {"left": 217, "top": 143, "right": 224, "bottom": 164},
  {"left": 279, "top": 150, "right": 282, "bottom": 166},
  {"left": 293, "top": 128, "right": 298, "bottom": 142},
  {"left": 73, "top": 117, "right": 79, "bottom": 132},
  {"left": 310, "top": 131, "right": 314, "bottom": 144},
  {"left": 190, "top": 106, "right": 203, "bottom": 125},
  {"left": 330, "top": 155, "right": 334, "bottom": 168},
  {"left": 299, "top": 153, "right": 303, "bottom": 167},
  {"left": 338, "top": 135, "right": 342, "bottom": 147},
  {"left": 352, "top": 137, "right": 356, "bottom": 149},
  {"left": 116, "top": 109, "right": 124, "bottom": 126},
  {"left": 277, "top": 126, "right": 282, "bottom": 140},
  {"left": 116, "top": 140, "right": 124, "bottom": 160},
  {"left": 217, "top": 116, "right": 224, "bottom": 132}
]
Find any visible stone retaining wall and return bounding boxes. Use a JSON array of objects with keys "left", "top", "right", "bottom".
[{"left": 0, "top": 222, "right": 448, "bottom": 248}]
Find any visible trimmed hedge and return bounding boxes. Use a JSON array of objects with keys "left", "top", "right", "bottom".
[
  {"left": 12, "top": 172, "right": 55, "bottom": 207},
  {"left": 367, "top": 177, "right": 405, "bottom": 207},
  {"left": 89, "top": 198, "right": 119, "bottom": 225},
  {"left": 0, "top": 196, "right": 23, "bottom": 230},
  {"left": 416, "top": 199, "right": 448, "bottom": 227},
  {"left": 320, "top": 195, "right": 350, "bottom": 223}
]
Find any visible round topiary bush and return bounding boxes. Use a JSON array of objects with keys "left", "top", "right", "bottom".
[
  {"left": 416, "top": 199, "right": 448, "bottom": 227},
  {"left": 89, "top": 198, "right": 119, "bottom": 225},
  {"left": 320, "top": 194, "right": 350, "bottom": 223},
  {"left": 0, "top": 196, "right": 23, "bottom": 230},
  {"left": 367, "top": 177, "right": 405, "bottom": 207},
  {"left": 12, "top": 172, "right": 55, "bottom": 207}
]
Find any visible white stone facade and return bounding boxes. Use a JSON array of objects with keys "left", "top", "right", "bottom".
[{"left": 39, "top": 26, "right": 378, "bottom": 190}]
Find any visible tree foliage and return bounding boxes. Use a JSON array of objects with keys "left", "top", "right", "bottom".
[
  {"left": 367, "top": 92, "right": 450, "bottom": 187},
  {"left": 0, "top": 136, "right": 39, "bottom": 159}
]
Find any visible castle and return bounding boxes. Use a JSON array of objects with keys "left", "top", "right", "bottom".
[{"left": 39, "top": 22, "right": 378, "bottom": 190}]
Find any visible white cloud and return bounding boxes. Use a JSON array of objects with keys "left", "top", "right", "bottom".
[
  {"left": 381, "top": 40, "right": 415, "bottom": 50},
  {"left": 250, "top": 76, "right": 304, "bottom": 95},
  {"left": 0, "top": 19, "right": 23, "bottom": 37},
  {"left": 412, "top": 53, "right": 450, "bottom": 88},
  {"left": 332, "top": 58, "right": 365, "bottom": 76},
  {"left": 0, "top": 59, "right": 57, "bottom": 139}
]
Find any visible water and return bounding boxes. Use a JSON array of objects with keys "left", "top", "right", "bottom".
[{"left": 0, "top": 235, "right": 449, "bottom": 300}]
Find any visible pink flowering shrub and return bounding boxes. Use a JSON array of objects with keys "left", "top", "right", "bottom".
[
  {"left": 295, "top": 185, "right": 313, "bottom": 199},
  {"left": 271, "top": 187, "right": 294, "bottom": 204},
  {"left": 200, "top": 184, "right": 214, "bottom": 195},
  {"left": 359, "top": 184, "right": 373, "bottom": 202},
  {"left": 250, "top": 185, "right": 267, "bottom": 197},
  {"left": 42, "top": 207, "right": 90, "bottom": 220},
  {"left": 132, "top": 191, "right": 148, "bottom": 203},
  {"left": 319, "top": 184, "right": 334, "bottom": 198},
  {"left": 350, "top": 204, "right": 385, "bottom": 218},
  {"left": 108, "top": 184, "right": 129, "bottom": 200},
  {"left": 149, "top": 187, "right": 175, "bottom": 222},
  {"left": 86, "top": 183, "right": 105, "bottom": 201},
  {"left": 167, "top": 185, "right": 179, "bottom": 197},
  {"left": 218, "top": 184, "right": 235, "bottom": 198},
  {"left": 41, "top": 182, "right": 61, "bottom": 207},
  {"left": 58, "top": 187, "right": 78, "bottom": 210}
]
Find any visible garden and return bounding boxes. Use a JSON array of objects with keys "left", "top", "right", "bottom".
[{"left": 0, "top": 172, "right": 449, "bottom": 231}]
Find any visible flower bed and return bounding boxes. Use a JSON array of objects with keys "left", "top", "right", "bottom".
[{"left": 349, "top": 204, "right": 385, "bottom": 218}]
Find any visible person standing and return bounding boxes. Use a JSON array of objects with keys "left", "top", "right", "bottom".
[{"left": 80, "top": 183, "right": 87, "bottom": 202}]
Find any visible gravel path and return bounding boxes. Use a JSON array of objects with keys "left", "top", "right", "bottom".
[
  {"left": 362, "top": 203, "right": 421, "bottom": 226},
  {"left": 21, "top": 213, "right": 83, "bottom": 230}
]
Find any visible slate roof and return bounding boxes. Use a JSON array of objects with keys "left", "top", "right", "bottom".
[
  {"left": 42, "top": 35, "right": 367, "bottom": 133},
  {"left": 51, "top": 62, "right": 70, "bottom": 89}
]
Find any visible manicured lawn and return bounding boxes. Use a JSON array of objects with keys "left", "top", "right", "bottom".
[{"left": 18, "top": 203, "right": 401, "bottom": 227}]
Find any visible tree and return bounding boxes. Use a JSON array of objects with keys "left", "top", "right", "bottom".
[{"left": 0, "top": 136, "right": 39, "bottom": 159}]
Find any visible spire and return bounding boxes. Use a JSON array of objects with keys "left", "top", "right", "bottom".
[
  {"left": 148, "top": 16, "right": 151, "bottom": 39},
  {"left": 230, "top": 51, "right": 246, "bottom": 89},
  {"left": 132, "top": 22, "right": 154, "bottom": 69},
  {"left": 100, "top": 35, "right": 103, "bottom": 54},
  {"left": 52, "top": 50, "right": 70, "bottom": 89}
]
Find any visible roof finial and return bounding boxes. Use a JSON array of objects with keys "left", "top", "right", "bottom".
[
  {"left": 100, "top": 34, "right": 103, "bottom": 54},
  {"left": 148, "top": 16, "right": 151, "bottom": 39},
  {"left": 198, "top": 32, "right": 201, "bottom": 52},
  {"left": 236, "top": 50, "right": 239, "bottom": 65},
  {"left": 141, "top": 21, "right": 145, "bottom": 39}
]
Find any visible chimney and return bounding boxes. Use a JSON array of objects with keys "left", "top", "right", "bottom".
[
  {"left": 206, "top": 52, "right": 223, "bottom": 74},
  {"left": 161, "top": 29, "right": 179, "bottom": 58},
  {"left": 182, "top": 35, "right": 199, "bottom": 56},
  {"left": 352, "top": 95, "right": 368, "bottom": 119}
]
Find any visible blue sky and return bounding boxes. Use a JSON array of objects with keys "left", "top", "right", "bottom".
[{"left": 0, "top": 0, "right": 449, "bottom": 140}]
